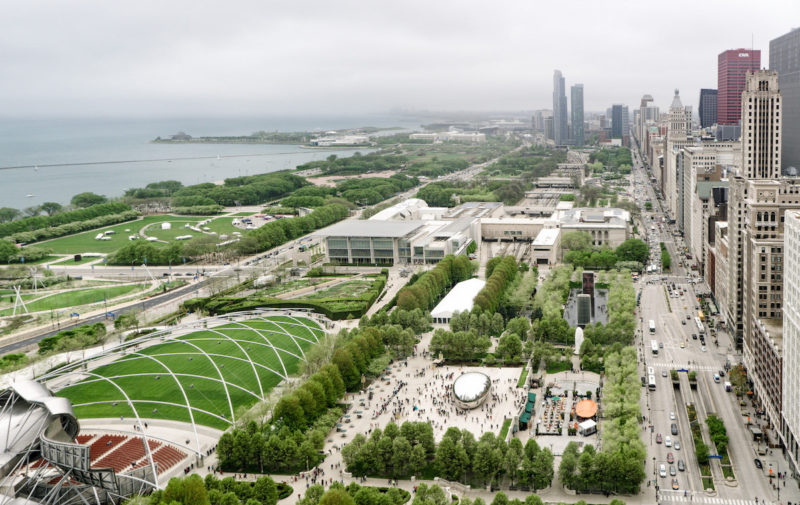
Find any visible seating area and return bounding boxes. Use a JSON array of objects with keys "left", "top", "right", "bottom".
[
  {"left": 22, "top": 433, "right": 188, "bottom": 480},
  {"left": 132, "top": 444, "right": 186, "bottom": 474},
  {"left": 88, "top": 434, "right": 126, "bottom": 461},
  {"left": 95, "top": 438, "right": 161, "bottom": 473}
]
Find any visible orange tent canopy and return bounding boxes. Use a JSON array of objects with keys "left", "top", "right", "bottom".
[{"left": 575, "top": 399, "right": 598, "bottom": 419}]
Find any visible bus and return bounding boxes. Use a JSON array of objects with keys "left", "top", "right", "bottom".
[
  {"left": 648, "top": 375, "right": 657, "bottom": 391},
  {"left": 695, "top": 317, "right": 705, "bottom": 334},
  {"left": 651, "top": 340, "right": 659, "bottom": 355},
  {"left": 649, "top": 320, "right": 656, "bottom": 334}
]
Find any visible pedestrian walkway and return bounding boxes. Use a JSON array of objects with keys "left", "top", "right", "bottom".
[
  {"left": 659, "top": 492, "right": 757, "bottom": 505},
  {"left": 650, "top": 362, "right": 717, "bottom": 371}
]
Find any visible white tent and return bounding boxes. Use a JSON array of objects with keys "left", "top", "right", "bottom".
[
  {"left": 430, "top": 278, "right": 485, "bottom": 324},
  {"left": 578, "top": 419, "right": 597, "bottom": 436}
]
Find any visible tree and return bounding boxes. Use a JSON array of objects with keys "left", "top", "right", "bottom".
[
  {"left": 39, "top": 202, "right": 63, "bottom": 216},
  {"left": 409, "top": 443, "right": 427, "bottom": 476},
  {"left": 249, "top": 476, "right": 277, "bottom": 505},
  {"left": 615, "top": 238, "right": 648, "bottom": 264},
  {"left": 71, "top": 192, "right": 107, "bottom": 208},
  {"left": 0, "top": 208, "right": 21, "bottom": 223},
  {"left": 531, "top": 448, "right": 554, "bottom": 491},
  {"left": 495, "top": 333, "right": 522, "bottom": 362},
  {"left": 319, "top": 488, "right": 355, "bottom": 505}
]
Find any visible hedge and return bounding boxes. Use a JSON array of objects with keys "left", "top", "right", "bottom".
[
  {"left": 0, "top": 202, "right": 131, "bottom": 238},
  {"left": 186, "top": 275, "right": 387, "bottom": 320},
  {"left": 11, "top": 210, "right": 141, "bottom": 244},
  {"left": 171, "top": 205, "right": 224, "bottom": 215}
]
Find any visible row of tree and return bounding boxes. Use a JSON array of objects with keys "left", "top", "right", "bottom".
[
  {"left": 341, "top": 421, "right": 434, "bottom": 478},
  {"left": 561, "top": 233, "right": 648, "bottom": 271},
  {"left": 243, "top": 203, "right": 350, "bottom": 254},
  {"left": 396, "top": 254, "right": 474, "bottom": 311},
  {"left": 0, "top": 201, "right": 130, "bottom": 238},
  {"left": 12, "top": 209, "right": 141, "bottom": 245},
  {"left": 170, "top": 172, "right": 307, "bottom": 207},
  {"left": 132, "top": 473, "right": 280, "bottom": 505},
  {"left": 217, "top": 416, "right": 335, "bottom": 475},
  {"left": 559, "top": 347, "right": 646, "bottom": 494},
  {"left": 342, "top": 425, "right": 554, "bottom": 490},
  {"left": 474, "top": 256, "right": 517, "bottom": 313}
]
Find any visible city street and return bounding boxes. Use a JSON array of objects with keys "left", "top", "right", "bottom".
[{"left": 631, "top": 142, "right": 800, "bottom": 504}]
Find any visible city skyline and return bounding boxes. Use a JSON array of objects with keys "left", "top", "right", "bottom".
[{"left": 0, "top": 0, "right": 796, "bottom": 117}]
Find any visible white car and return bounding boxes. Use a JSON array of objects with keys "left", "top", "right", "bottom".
[
  {"left": 659, "top": 464, "right": 667, "bottom": 478},
  {"left": 665, "top": 436, "right": 672, "bottom": 447},
  {"left": 674, "top": 441, "right": 681, "bottom": 451},
  {"left": 701, "top": 346, "right": 707, "bottom": 352},
  {"left": 669, "top": 412, "right": 676, "bottom": 420}
]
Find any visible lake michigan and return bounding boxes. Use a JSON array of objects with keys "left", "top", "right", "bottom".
[{"left": 0, "top": 115, "right": 420, "bottom": 209}]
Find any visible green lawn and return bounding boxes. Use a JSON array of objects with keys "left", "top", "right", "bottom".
[
  {"left": 499, "top": 418, "right": 511, "bottom": 439},
  {"left": 38, "top": 215, "right": 228, "bottom": 255},
  {"left": 40, "top": 216, "right": 180, "bottom": 254},
  {"left": 254, "top": 278, "right": 326, "bottom": 297},
  {"left": 517, "top": 366, "right": 529, "bottom": 388},
  {"left": 57, "top": 315, "right": 325, "bottom": 429},
  {"left": 50, "top": 255, "right": 104, "bottom": 265},
  {"left": 301, "top": 279, "right": 373, "bottom": 300},
  {"left": 0, "top": 283, "right": 147, "bottom": 316},
  {"left": 5, "top": 255, "right": 60, "bottom": 265},
  {"left": 231, "top": 212, "right": 256, "bottom": 217}
]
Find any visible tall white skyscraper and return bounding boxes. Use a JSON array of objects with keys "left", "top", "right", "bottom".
[{"left": 552, "top": 70, "right": 568, "bottom": 145}]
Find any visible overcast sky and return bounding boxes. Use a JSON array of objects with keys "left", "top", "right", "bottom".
[{"left": 1, "top": 0, "right": 797, "bottom": 118}]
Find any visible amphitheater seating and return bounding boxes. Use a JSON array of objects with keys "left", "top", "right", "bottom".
[
  {"left": 75, "top": 434, "right": 94, "bottom": 444},
  {"left": 88, "top": 434, "right": 126, "bottom": 462},
  {"left": 95, "top": 438, "right": 161, "bottom": 473},
  {"left": 130, "top": 443, "right": 186, "bottom": 474}
]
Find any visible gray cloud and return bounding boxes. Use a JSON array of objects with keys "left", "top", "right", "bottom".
[{"left": 0, "top": 0, "right": 797, "bottom": 116}]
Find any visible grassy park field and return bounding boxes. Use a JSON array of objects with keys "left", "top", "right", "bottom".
[
  {"left": 57, "top": 315, "right": 325, "bottom": 429},
  {"left": 39, "top": 215, "right": 242, "bottom": 255},
  {"left": 0, "top": 283, "right": 148, "bottom": 316}
]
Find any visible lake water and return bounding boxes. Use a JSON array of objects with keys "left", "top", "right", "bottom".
[{"left": 0, "top": 115, "right": 420, "bottom": 209}]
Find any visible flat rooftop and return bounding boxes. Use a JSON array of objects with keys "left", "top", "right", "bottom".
[
  {"left": 316, "top": 219, "right": 424, "bottom": 238},
  {"left": 532, "top": 228, "right": 560, "bottom": 246}
]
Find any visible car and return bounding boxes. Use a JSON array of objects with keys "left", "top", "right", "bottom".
[
  {"left": 662, "top": 370, "right": 668, "bottom": 377},
  {"left": 665, "top": 436, "right": 672, "bottom": 447},
  {"left": 659, "top": 342, "right": 664, "bottom": 348},
  {"left": 669, "top": 411, "right": 676, "bottom": 420},
  {"left": 677, "top": 459, "right": 685, "bottom": 472},
  {"left": 667, "top": 452, "right": 674, "bottom": 464},
  {"left": 670, "top": 465, "right": 677, "bottom": 476},
  {"left": 656, "top": 433, "right": 662, "bottom": 444},
  {"left": 754, "top": 458, "right": 763, "bottom": 469},
  {"left": 659, "top": 464, "right": 667, "bottom": 478},
  {"left": 680, "top": 342, "right": 685, "bottom": 348},
  {"left": 701, "top": 346, "right": 707, "bottom": 352},
  {"left": 671, "top": 423, "right": 678, "bottom": 435},
  {"left": 692, "top": 333, "right": 697, "bottom": 340},
  {"left": 686, "top": 314, "right": 691, "bottom": 320},
  {"left": 672, "top": 478, "right": 680, "bottom": 490},
  {"left": 674, "top": 441, "right": 681, "bottom": 450},
  {"left": 682, "top": 320, "right": 686, "bottom": 325},
  {"left": 719, "top": 370, "right": 726, "bottom": 377}
]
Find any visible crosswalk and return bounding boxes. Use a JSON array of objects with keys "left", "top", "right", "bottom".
[
  {"left": 660, "top": 492, "right": 756, "bottom": 505},
  {"left": 650, "top": 362, "right": 717, "bottom": 371}
]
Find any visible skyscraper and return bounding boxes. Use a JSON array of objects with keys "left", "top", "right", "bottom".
[
  {"left": 552, "top": 70, "right": 568, "bottom": 145},
  {"left": 611, "top": 104, "right": 623, "bottom": 139},
  {"left": 699, "top": 88, "right": 718, "bottom": 128},
  {"left": 570, "top": 84, "right": 584, "bottom": 147},
  {"left": 741, "top": 71, "right": 782, "bottom": 179},
  {"left": 770, "top": 28, "right": 800, "bottom": 172},
  {"left": 717, "top": 48, "right": 761, "bottom": 125},
  {"left": 726, "top": 70, "right": 785, "bottom": 350}
]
